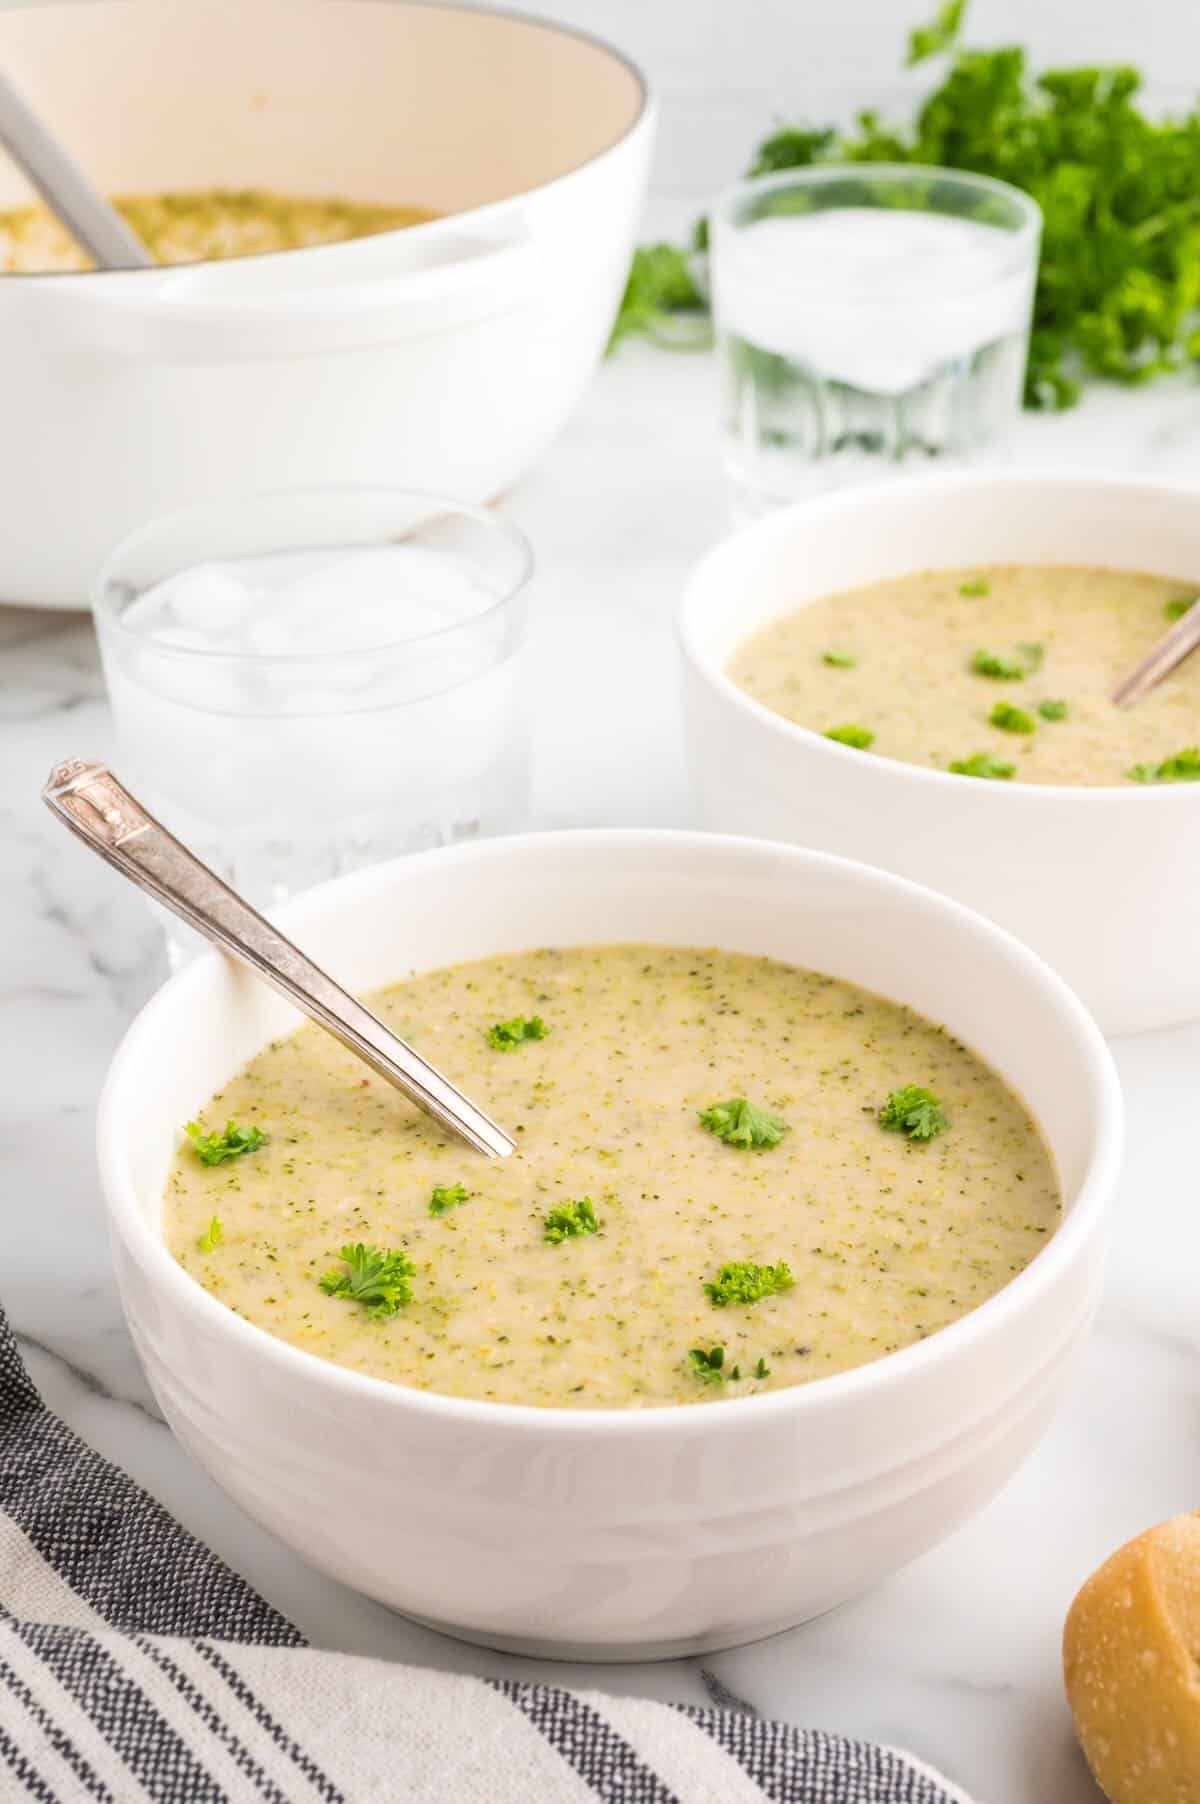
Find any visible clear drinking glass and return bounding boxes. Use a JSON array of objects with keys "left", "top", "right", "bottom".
[
  {"left": 94, "top": 488, "right": 533, "bottom": 964},
  {"left": 710, "top": 164, "right": 1042, "bottom": 517}
]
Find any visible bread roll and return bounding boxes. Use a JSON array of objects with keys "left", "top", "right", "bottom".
[{"left": 1064, "top": 1512, "right": 1200, "bottom": 1802}]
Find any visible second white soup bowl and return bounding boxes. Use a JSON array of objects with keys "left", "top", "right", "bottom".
[
  {"left": 679, "top": 471, "right": 1200, "bottom": 1037},
  {"left": 97, "top": 832, "right": 1120, "bottom": 1659}
]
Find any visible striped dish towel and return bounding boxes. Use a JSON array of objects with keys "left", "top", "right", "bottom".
[{"left": 0, "top": 1308, "right": 976, "bottom": 1803}]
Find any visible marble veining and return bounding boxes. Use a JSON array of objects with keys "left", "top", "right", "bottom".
[{"left": 5, "top": 326, "right": 1200, "bottom": 1803}]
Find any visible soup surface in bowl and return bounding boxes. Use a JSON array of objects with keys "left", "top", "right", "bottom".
[
  {"left": 729, "top": 564, "right": 1200, "bottom": 787},
  {"left": 0, "top": 189, "right": 436, "bottom": 272},
  {"left": 165, "top": 942, "right": 1059, "bottom": 1409}
]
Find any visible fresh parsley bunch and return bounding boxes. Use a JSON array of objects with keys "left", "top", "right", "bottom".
[{"left": 613, "top": 0, "right": 1200, "bottom": 410}]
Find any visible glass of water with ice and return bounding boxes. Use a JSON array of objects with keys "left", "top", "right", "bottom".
[
  {"left": 93, "top": 488, "right": 533, "bottom": 964},
  {"left": 710, "top": 164, "right": 1041, "bottom": 517}
]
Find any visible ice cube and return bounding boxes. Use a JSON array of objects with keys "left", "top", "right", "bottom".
[
  {"left": 260, "top": 546, "right": 496, "bottom": 654},
  {"left": 123, "top": 562, "right": 259, "bottom": 645},
  {"left": 167, "top": 563, "right": 260, "bottom": 632}
]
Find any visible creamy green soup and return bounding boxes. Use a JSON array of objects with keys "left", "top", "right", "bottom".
[
  {"left": 166, "top": 945, "right": 1060, "bottom": 1409},
  {"left": 729, "top": 565, "right": 1200, "bottom": 787}
]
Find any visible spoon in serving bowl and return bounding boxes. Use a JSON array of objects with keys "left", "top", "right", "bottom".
[
  {"left": 42, "top": 759, "right": 514, "bottom": 1159},
  {"left": 0, "top": 68, "right": 153, "bottom": 269},
  {"left": 1111, "top": 597, "right": 1200, "bottom": 707}
]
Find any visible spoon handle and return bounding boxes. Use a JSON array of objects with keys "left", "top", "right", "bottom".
[
  {"left": 42, "top": 759, "right": 514, "bottom": 1159},
  {"left": 1111, "top": 600, "right": 1200, "bottom": 707},
  {"left": 0, "top": 70, "right": 154, "bottom": 270}
]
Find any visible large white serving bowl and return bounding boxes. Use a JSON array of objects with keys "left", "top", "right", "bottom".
[
  {"left": 679, "top": 471, "right": 1200, "bottom": 1038},
  {"left": 96, "top": 831, "right": 1120, "bottom": 1660},
  {"left": 0, "top": 0, "right": 653, "bottom": 606}
]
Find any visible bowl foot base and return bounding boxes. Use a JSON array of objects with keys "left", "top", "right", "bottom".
[{"left": 388, "top": 1599, "right": 841, "bottom": 1665}]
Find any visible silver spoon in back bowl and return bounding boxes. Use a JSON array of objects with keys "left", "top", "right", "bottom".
[
  {"left": 42, "top": 759, "right": 514, "bottom": 1159},
  {"left": 0, "top": 68, "right": 153, "bottom": 270},
  {"left": 1112, "top": 596, "right": 1200, "bottom": 707}
]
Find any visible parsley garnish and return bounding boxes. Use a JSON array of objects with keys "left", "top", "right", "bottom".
[
  {"left": 880, "top": 1085, "right": 949, "bottom": 1141},
  {"left": 704, "top": 1260, "right": 795, "bottom": 1308},
  {"left": 824, "top": 724, "right": 875, "bottom": 749},
  {"left": 543, "top": 1197, "right": 600, "bottom": 1244},
  {"left": 688, "top": 1346, "right": 775, "bottom": 1386},
  {"left": 822, "top": 648, "right": 858, "bottom": 668},
  {"left": 973, "top": 650, "right": 1024, "bottom": 680},
  {"left": 699, "top": 1098, "right": 787, "bottom": 1149},
  {"left": 1165, "top": 597, "right": 1197, "bottom": 621},
  {"left": 185, "top": 1119, "right": 266, "bottom": 1166},
  {"left": 688, "top": 1346, "right": 727, "bottom": 1386},
  {"left": 1038, "top": 699, "right": 1069, "bottom": 721},
  {"left": 948, "top": 753, "right": 1016, "bottom": 780},
  {"left": 486, "top": 1014, "right": 549, "bottom": 1051},
  {"left": 429, "top": 1182, "right": 469, "bottom": 1217},
  {"left": 196, "top": 1216, "right": 223, "bottom": 1253},
  {"left": 958, "top": 576, "right": 990, "bottom": 597},
  {"left": 990, "top": 701, "right": 1036, "bottom": 735},
  {"left": 973, "top": 643, "right": 1043, "bottom": 680},
  {"left": 319, "top": 1243, "right": 415, "bottom": 1318},
  {"left": 1127, "top": 747, "right": 1200, "bottom": 784}
]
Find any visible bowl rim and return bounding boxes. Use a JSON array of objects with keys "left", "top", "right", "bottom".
[
  {"left": 678, "top": 466, "right": 1200, "bottom": 803},
  {"left": 0, "top": 0, "right": 656, "bottom": 287},
  {"left": 97, "top": 827, "right": 1123, "bottom": 1436}
]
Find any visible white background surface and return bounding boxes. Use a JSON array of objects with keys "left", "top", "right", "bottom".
[
  {"left": 553, "top": 0, "right": 1200, "bottom": 235},
  {"left": 6, "top": 4, "right": 1200, "bottom": 1801}
]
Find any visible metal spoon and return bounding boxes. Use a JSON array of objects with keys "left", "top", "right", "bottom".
[
  {"left": 43, "top": 759, "right": 514, "bottom": 1159},
  {"left": 1112, "top": 599, "right": 1200, "bottom": 707},
  {"left": 0, "top": 68, "right": 153, "bottom": 269}
]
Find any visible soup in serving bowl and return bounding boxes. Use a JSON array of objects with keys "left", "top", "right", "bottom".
[
  {"left": 167, "top": 944, "right": 1059, "bottom": 1410},
  {"left": 730, "top": 563, "right": 1200, "bottom": 789},
  {"left": 98, "top": 831, "right": 1119, "bottom": 1658},
  {"left": 680, "top": 471, "right": 1200, "bottom": 1036}
]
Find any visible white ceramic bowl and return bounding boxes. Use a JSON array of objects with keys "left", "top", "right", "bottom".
[
  {"left": 0, "top": 0, "right": 653, "bottom": 606},
  {"left": 680, "top": 470, "right": 1200, "bottom": 1038},
  {"left": 97, "top": 831, "right": 1120, "bottom": 1660}
]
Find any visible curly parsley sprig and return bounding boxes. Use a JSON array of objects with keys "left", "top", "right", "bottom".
[
  {"left": 948, "top": 753, "right": 1016, "bottom": 781},
  {"left": 185, "top": 1119, "right": 266, "bottom": 1166},
  {"left": 429, "top": 1182, "right": 470, "bottom": 1218},
  {"left": 543, "top": 1197, "right": 601, "bottom": 1244},
  {"left": 879, "top": 1085, "right": 949, "bottom": 1142},
  {"left": 704, "top": 1261, "right": 795, "bottom": 1308},
  {"left": 319, "top": 1244, "right": 415, "bottom": 1319},
  {"left": 1127, "top": 747, "right": 1200, "bottom": 784},
  {"left": 486, "top": 1014, "right": 549, "bottom": 1051},
  {"left": 196, "top": 1216, "right": 223, "bottom": 1253},
  {"left": 699, "top": 1098, "right": 788, "bottom": 1149},
  {"left": 687, "top": 1347, "right": 774, "bottom": 1388}
]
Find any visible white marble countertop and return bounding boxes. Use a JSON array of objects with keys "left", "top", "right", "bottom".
[{"left": 6, "top": 343, "right": 1200, "bottom": 1804}]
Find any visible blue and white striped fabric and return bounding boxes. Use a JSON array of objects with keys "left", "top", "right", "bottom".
[{"left": 0, "top": 1309, "right": 977, "bottom": 1803}]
